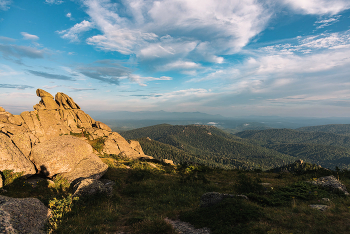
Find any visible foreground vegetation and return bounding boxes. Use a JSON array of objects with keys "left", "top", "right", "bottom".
[{"left": 2, "top": 155, "right": 350, "bottom": 233}]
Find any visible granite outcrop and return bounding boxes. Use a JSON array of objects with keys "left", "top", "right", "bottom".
[{"left": 0, "top": 89, "right": 150, "bottom": 182}]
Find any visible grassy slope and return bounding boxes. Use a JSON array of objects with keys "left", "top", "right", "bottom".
[
  {"left": 2, "top": 156, "right": 350, "bottom": 234},
  {"left": 121, "top": 124, "right": 296, "bottom": 170}
]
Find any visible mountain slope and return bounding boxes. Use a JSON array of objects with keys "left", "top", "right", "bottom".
[
  {"left": 235, "top": 128, "right": 350, "bottom": 169},
  {"left": 121, "top": 124, "right": 296, "bottom": 170},
  {"left": 235, "top": 128, "right": 350, "bottom": 148},
  {"left": 298, "top": 124, "right": 350, "bottom": 136}
]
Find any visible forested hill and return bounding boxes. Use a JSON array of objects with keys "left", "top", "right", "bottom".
[
  {"left": 121, "top": 124, "right": 296, "bottom": 170},
  {"left": 297, "top": 124, "right": 350, "bottom": 136},
  {"left": 235, "top": 128, "right": 350, "bottom": 148},
  {"left": 235, "top": 128, "right": 350, "bottom": 169}
]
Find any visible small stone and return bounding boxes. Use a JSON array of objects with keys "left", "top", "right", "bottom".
[{"left": 309, "top": 204, "right": 329, "bottom": 211}]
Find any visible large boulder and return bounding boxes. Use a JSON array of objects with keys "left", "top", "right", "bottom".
[
  {"left": 30, "top": 135, "right": 108, "bottom": 182},
  {"left": 309, "top": 175, "right": 349, "bottom": 195},
  {"left": 0, "top": 122, "right": 38, "bottom": 158},
  {"left": 94, "top": 121, "right": 112, "bottom": 132},
  {"left": 33, "top": 89, "right": 59, "bottom": 110},
  {"left": 55, "top": 92, "right": 80, "bottom": 109},
  {"left": 0, "top": 133, "right": 36, "bottom": 176},
  {"left": 59, "top": 153, "right": 108, "bottom": 183},
  {"left": 103, "top": 132, "right": 148, "bottom": 159},
  {"left": 72, "top": 178, "right": 114, "bottom": 197},
  {"left": 0, "top": 195, "right": 51, "bottom": 234}
]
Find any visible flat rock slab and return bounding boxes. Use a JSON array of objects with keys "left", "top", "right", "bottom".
[
  {"left": 165, "top": 218, "right": 211, "bottom": 234},
  {"left": 309, "top": 204, "right": 329, "bottom": 211}
]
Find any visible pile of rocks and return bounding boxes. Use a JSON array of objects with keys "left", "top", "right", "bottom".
[
  {"left": 1, "top": 89, "right": 151, "bottom": 181},
  {"left": 309, "top": 175, "right": 349, "bottom": 195},
  {"left": 0, "top": 89, "right": 156, "bottom": 233}
]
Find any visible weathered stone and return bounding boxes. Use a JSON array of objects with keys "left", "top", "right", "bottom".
[
  {"left": 33, "top": 89, "right": 59, "bottom": 110},
  {"left": 85, "top": 128, "right": 110, "bottom": 140},
  {"left": 20, "top": 111, "right": 47, "bottom": 142},
  {"left": 36, "top": 109, "right": 70, "bottom": 140},
  {"left": 129, "top": 140, "right": 145, "bottom": 155},
  {"left": 55, "top": 92, "right": 80, "bottom": 109},
  {"left": 0, "top": 133, "right": 36, "bottom": 176},
  {"left": 309, "top": 204, "right": 329, "bottom": 211},
  {"left": 31, "top": 135, "right": 108, "bottom": 182},
  {"left": 0, "top": 107, "right": 5, "bottom": 112},
  {"left": 72, "top": 178, "right": 114, "bottom": 197},
  {"left": 309, "top": 175, "right": 349, "bottom": 195},
  {"left": 0, "top": 195, "right": 51, "bottom": 234},
  {"left": 103, "top": 132, "right": 145, "bottom": 159},
  {"left": 31, "top": 135, "right": 94, "bottom": 177},
  {"left": 200, "top": 192, "right": 248, "bottom": 207},
  {"left": 59, "top": 153, "right": 108, "bottom": 183},
  {"left": 94, "top": 121, "right": 112, "bottom": 132},
  {"left": 7, "top": 115, "right": 24, "bottom": 126},
  {"left": 0, "top": 122, "right": 38, "bottom": 158},
  {"left": 73, "top": 109, "right": 95, "bottom": 129},
  {"left": 162, "top": 159, "right": 175, "bottom": 165}
]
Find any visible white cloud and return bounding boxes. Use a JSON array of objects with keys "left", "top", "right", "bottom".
[
  {"left": 66, "top": 12, "right": 72, "bottom": 19},
  {"left": 283, "top": 0, "right": 350, "bottom": 15},
  {"left": 315, "top": 16, "right": 340, "bottom": 29},
  {"left": 0, "top": 0, "right": 11, "bottom": 10},
  {"left": 158, "top": 60, "right": 203, "bottom": 71},
  {"left": 66, "top": 0, "right": 271, "bottom": 60},
  {"left": 21, "top": 32, "right": 39, "bottom": 40},
  {"left": 45, "top": 0, "right": 63, "bottom": 4},
  {"left": 128, "top": 74, "right": 172, "bottom": 86},
  {"left": 58, "top": 20, "right": 94, "bottom": 42}
]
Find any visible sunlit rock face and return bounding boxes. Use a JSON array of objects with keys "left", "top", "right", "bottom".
[{"left": 0, "top": 89, "right": 150, "bottom": 181}]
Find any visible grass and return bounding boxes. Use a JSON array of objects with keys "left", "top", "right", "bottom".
[{"left": 1, "top": 157, "right": 350, "bottom": 233}]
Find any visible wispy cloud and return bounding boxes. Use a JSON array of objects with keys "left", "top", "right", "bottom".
[
  {"left": 158, "top": 60, "right": 203, "bottom": 71},
  {"left": 27, "top": 70, "right": 74, "bottom": 81},
  {"left": 0, "top": 44, "right": 45, "bottom": 60},
  {"left": 0, "top": 0, "right": 11, "bottom": 11},
  {"left": 45, "top": 0, "right": 63, "bottom": 4},
  {"left": 21, "top": 32, "right": 39, "bottom": 40},
  {"left": 0, "top": 36, "right": 16, "bottom": 42},
  {"left": 129, "top": 74, "right": 172, "bottom": 87},
  {"left": 315, "top": 16, "right": 341, "bottom": 29},
  {"left": 283, "top": 0, "right": 350, "bottom": 15},
  {"left": 61, "top": 0, "right": 271, "bottom": 61},
  {"left": 57, "top": 20, "right": 94, "bottom": 42},
  {"left": 0, "top": 84, "right": 34, "bottom": 90}
]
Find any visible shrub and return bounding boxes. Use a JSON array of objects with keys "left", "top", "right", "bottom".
[
  {"left": 47, "top": 194, "right": 79, "bottom": 233},
  {"left": 234, "top": 173, "right": 264, "bottom": 194}
]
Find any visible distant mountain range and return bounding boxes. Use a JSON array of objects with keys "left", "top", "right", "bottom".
[
  {"left": 88, "top": 110, "right": 350, "bottom": 132},
  {"left": 89, "top": 110, "right": 225, "bottom": 120},
  {"left": 121, "top": 123, "right": 350, "bottom": 170}
]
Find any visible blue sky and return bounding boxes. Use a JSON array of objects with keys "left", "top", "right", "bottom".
[{"left": 1, "top": 0, "right": 350, "bottom": 117}]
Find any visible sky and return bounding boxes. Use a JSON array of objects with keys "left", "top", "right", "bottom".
[{"left": 1, "top": 0, "right": 350, "bottom": 118}]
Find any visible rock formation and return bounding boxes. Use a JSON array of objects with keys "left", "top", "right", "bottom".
[
  {"left": 0, "top": 89, "right": 150, "bottom": 182},
  {"left": 0, "top": 195, "right": 51, "bottom": 234},
  {"left": 309, "top": 175, "right": 349, "bottom": 195},
  {"left": 31, "top": 135, "right": 108, "bottom": 182}
]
